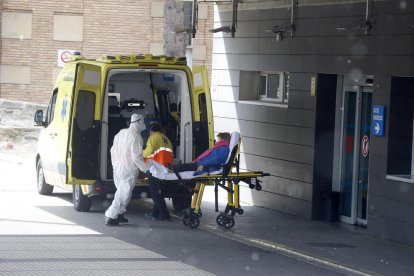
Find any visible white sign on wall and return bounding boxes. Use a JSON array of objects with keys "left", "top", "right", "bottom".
[{"left": 57, "top": 49, "right": 77, "bottom": 68}]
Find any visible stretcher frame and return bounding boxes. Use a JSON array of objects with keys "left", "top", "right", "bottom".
[
  {"left": 182, "top": 169, "right": 268, "bottom": 229},
  {"left": 151, "top": 133, "right": 269, "bottom": 229}
]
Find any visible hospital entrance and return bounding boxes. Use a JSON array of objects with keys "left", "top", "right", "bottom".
[{"left": 334, "top": 76, "right": 373, "bottom": 226}]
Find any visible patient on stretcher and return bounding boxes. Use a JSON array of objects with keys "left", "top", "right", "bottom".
[
  {"left": 147, "top": 131, "right": 267, "bottom": 228},
  {"left": 145, "top": 132, "right": 232, "bottom": 220},
  {"left": 149, "top": 132, "right": 234, "bottom": 180}
]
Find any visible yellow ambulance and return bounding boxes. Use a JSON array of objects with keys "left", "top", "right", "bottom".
[{"left": 34, "top": 53, "right": 214, "bottom": 212}]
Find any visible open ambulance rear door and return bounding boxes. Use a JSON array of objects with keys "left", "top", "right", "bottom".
[
  {"left": 192, "top": 66, "right": 214, "bottom": 157},
  {"left": 67, "top": 63, "right": 102, "bottom": 185}
]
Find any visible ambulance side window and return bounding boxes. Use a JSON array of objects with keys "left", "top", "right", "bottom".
[
  {"left": 46, "top": 89, "right": 58, "bottom": 126},
  {"left": 76, "top": 91, "right": 95, "bottom": 131}
]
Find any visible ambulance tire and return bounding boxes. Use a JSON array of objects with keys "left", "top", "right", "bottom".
[
  {"left": 36, "top": 160, "right": 54, "bottom": 195},
  {"left": 172, "top": 195, "right": 192, "bottom": 212},
  {"left": 73, "top": 185, "right": 92, "bottom": 212}
]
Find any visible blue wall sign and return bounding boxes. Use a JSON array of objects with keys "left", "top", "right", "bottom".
[{"left": 372, "top": 105, "right": 385, "bottom": 136}]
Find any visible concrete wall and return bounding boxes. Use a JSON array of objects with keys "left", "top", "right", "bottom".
[
  {"left": 0, "top": 0, "right": 214, "bottom": 104},
  {"left": 369, "top": 76, "right": 414, "bottom": 246},
  {"left": 211, "top": 0, "right": 414, "bottom": 245}
]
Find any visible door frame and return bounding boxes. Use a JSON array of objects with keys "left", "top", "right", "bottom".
[{"left": 334, "top": 75, "right": 373, "bottom": 226}]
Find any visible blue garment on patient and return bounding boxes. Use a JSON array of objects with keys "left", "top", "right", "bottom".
[{"left": 194, "top": 147, "right": 229, "bottom": 176}]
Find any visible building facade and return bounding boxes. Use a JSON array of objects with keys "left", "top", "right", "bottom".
[
  {"left": 211, "top": 0, "right": 414, "bottom": 245},
  {"left": 2, "top": 0, "right": 414, "bottom": 246},
  {"left": 0, "top": 0, "right": 213, "bottom": 103}
]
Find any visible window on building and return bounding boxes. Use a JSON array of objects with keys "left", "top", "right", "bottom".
[
  {"left": 1, "top": 12, "right": 32, "bottom": 39},
  {"left": 386, "top": 77, "right": 414, "bottom": 177},
  {"left": 239, "top": 71, "right": 290, "bottom": 104},
  {"left": 53, "top": 14, "right": 83, "bottom": 42},
  {"left": 258, "top": 72, "right": 289, "bottom": 103}
]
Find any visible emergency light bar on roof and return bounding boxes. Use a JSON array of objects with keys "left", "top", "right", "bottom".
[
  {"left": 95, "top": 54, "right": 187, "bottom": 65},
  {"left": 68, "top": 52, "right": 85, "bottom": 62}
]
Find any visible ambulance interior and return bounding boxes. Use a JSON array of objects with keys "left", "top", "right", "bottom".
[{"left": 100, "top": 69, "right": 193, "bottom": 180}]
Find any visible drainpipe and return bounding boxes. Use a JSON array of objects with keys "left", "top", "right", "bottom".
[
  {"left": 290, "top": 0, "right": 298, "bottom": 37},
  {"left": 231, "top": 0, "right": 238, "bottom": 37},
  {"left": 192, "top": 0, "right": 198, "bottom": 38},
  {"left": 364, "top": 0, "right": 374, "bottom": 35}
]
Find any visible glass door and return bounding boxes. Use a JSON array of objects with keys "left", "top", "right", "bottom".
[{"left": 339, "top": 86, "right": 372, "bottom": 225}]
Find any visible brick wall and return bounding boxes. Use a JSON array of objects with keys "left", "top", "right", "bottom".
[
  {"left": 1, "top": 0, "right": 84, "bottom": 103},
  {"left": 0, "top": 0, "right": 214, "bottom": 104},
  {"left": 0, "top": 1, "right": 3, "bottom": 69}
]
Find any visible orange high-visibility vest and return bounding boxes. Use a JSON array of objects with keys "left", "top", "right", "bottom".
[
  {"left": 144, "top": 132, "right": 173, "bottom": 166},
  {"left": 145, "top": 147, "right": 173, "bottom": 166}
]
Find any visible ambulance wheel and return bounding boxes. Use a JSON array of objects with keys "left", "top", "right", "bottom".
[
  {"left": 172, "top": 195, "right": 192, "bottom": 212},
  {"left": 216, "top": 213, "right": 225, "bottom": 227},
  {"left": 188, "top": 217, "right": 200, "bottom": 229},
  {"left": 73, "top": 185, "right": 92, "bottom": 212},
  {"left": 223, "top": 216, "right": 235, "bottom": 229},
  {"left": 36, "top": 160, "right": 54, "bottom": 195}
]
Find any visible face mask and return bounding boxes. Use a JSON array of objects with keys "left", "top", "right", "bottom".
[
  {"left": 130, "top": 116, "right": 145, "bottom": 132},
  {"left": 137, "top": 121, "right": 146, "bottom": 132}
]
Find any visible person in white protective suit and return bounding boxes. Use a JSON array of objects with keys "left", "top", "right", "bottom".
[{"left": 105, "top": 113, "right": 148, "bottom": 226}]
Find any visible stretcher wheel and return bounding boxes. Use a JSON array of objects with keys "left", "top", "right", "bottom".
[
  {"left": 188, "top": 217, "right": 200, "bottom": 229},
  {"left": 183, "top": 214, "right": 190, "bottom": 226},
  {"left": 216, "top": 213, "right": 225, "bottom": 227},
  {"left": 222, "top": 216, "right": 235, "bottom": 229},
  {"left": 183, "top": 208, "right": 191, "bottom": 215},
  {"left": 237, "top": 209, "right": 244, "bottom": 215}
]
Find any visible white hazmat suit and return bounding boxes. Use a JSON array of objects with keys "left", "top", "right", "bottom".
[{"left": 105, "top": 113, "right": 148, "bottom": 220}]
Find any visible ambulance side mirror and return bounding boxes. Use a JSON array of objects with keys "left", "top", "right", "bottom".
[{"left": 34, "top": 110, "right": 45, "bottom": 126}]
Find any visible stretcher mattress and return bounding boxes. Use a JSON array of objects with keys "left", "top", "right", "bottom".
[
  {"left": 148, "top": 132, "right": 240, "bottom": 180},
  {"left": 148, "top": 160, "right": 222, "bottom": 180}
]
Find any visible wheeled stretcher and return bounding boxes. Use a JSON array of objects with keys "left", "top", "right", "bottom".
[{"left": 148, "top": 132, "right": 269, "bottom": 229}]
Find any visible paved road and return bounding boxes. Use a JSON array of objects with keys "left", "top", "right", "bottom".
[{"left": 0, "top": 154, "right": 342, "bottom": 276}]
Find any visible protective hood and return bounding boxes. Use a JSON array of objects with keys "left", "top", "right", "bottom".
[{"left": 130, "top": 113, "right": 146, "bottom": 133}]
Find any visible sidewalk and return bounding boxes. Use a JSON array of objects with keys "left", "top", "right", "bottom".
[
  {"left": 1, "top": 153, "right": 413, "bottom": 275},
  {"left": 1, "top": 142, "right": 413, "bottom": 275},
  {"left": 177, "top": 194, "right": 414, "bottom": 276}
]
